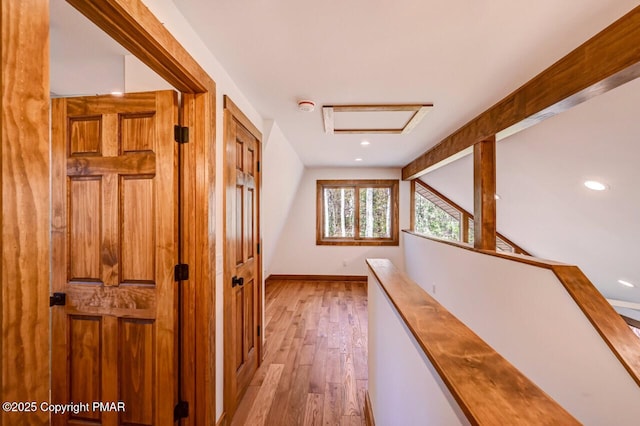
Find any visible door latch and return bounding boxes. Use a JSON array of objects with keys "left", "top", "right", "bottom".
[
  {"left": 49, "top": 292, "right": 66, "bottom": 307},
  {"left": 232, "top": 276, "right": 244, "bottom": 287}
]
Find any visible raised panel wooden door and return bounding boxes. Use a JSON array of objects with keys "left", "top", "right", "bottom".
[
  {"left": 226, "top": 117, "right": 260, "bottom": 412},
  {"left": 51, "top": 91, "right": 179, "bottom": 426}
]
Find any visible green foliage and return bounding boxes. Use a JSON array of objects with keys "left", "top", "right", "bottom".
[
  {"left": 359, "top": 188, "right": 391, "bottom": 238},
  {"left": 324, "top": 188, "right": 355, "bottom": 238},
  {"left": 414, "top": 193, "right": 460, "bottom": 241},
  {"left": 323, "top": 186, "right": 391, "bottom": 239}
]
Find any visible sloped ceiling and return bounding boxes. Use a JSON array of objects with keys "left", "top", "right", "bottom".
[
  {"left": 421, "top": 76, "right": 640, "bottom": 315},
  {"left": 172, "top": 0, "right": 638, "bottom": 167}
]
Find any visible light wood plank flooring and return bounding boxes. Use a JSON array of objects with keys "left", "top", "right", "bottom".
[{"left": 231, "top": 279, "right": 368, "bottom": 426}]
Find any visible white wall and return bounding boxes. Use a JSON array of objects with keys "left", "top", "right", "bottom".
[
  {"left": 269, "top": 167, "right": 410, "bottom": 276},
  {"left": 403, "top": 232, "right": 640, "bottom": 425},
  {"left": 124, "top": 55, "right": 175, "bottom": 92},
  {"left": 421, "top": 77, "right": 640, "bottom": 309},
  {"left": 262, "top": 121, "right": 305, "bottom": 275},
  {"left": 368, "top": 269, "right": 469, "bottom": 426}
]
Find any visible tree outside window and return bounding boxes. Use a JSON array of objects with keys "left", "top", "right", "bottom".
[{"left": 316, "top": 180, "right": 399, "bottom": 246}]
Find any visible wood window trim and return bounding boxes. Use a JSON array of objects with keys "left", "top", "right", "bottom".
[{"left": 316, "top": 179, "right": 399, "bottom": 246}]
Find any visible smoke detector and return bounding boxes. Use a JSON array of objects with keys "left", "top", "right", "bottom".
[{"left": 297, "top": 100, "right": 316, "bottom": 112}]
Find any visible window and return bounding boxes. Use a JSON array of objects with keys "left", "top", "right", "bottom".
[
  {"left": 412, "top": 180, "right": 527, "bottom": 254},
  {"left": 414, "top": 183, "right": 461, "bottom": 241},
  {"left": 317, "top": 179, "right": 399, "bottom": 246}
]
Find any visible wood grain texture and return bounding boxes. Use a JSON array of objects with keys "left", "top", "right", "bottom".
[
  {"left": 244, "top": 364, "right": 284, "bottom": 426},
  {"left": 402, "top": 5, "right": 640, "bottom": 180},
  {"left": 65, "top": 3, "right": 219, "bottom": 423},
  {"left": 70, "top": 117, "right": 102, "bottom": 155},
  {"left": 402, "top": 230, "right": 640, "bottom": 388},
  {"left": 367, "top": 258, "right": 578, "bottom": 425},
  {"left": 224, "top": 96, "right": 263, "bottom": 141},
  {"left": 69, "top": 178, "right": 102, "bottom": 280},
  {"left": 120, "top": 318, "right": 155, "bottom": 426},
  {"left": 473, "top": 137, "right": 496, "bottom": 250},
  {"left": 224, "top": 96, "right": 264, "bottom": 420},
  {"left": 363, "top": 391, "right": 375, "bottom": 426},
  {"left": 460, "top": 212, "right": 470, "bottom": 243},
  {"left": 230, "top": 279, "right": 368, "bottom": 425},
  {"left": 622, "top": 315, "right": 640, "bottom": 329},
  {"left": 266, "top": 275, "right": 367, "bottom": 283},
  {"left": 1, "top": 0, "right": 50, "bottom": 423},
  {"left": 216, "top": 412, "right": 227, "bottom": 426},
  {"left": 4, "top": 0, "right": 217, "bottom": 424},
  {"left": 67, "top": 152, "right": 156, "bottom": 176},
  {"left": 69, "top": 316, "right": 101, "bottom": 422},
  {"left": 52, "top": 92, "right": 178, "bottom": 425},
  {"left": 187, "top": 90, "right": 217, "bottom": 426}
]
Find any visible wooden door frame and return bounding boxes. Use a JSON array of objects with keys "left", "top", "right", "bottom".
[
  {"left": 2, "top": 0, "right": 217, "bottom": 424},
  {"left": 223, "top": 95, "right": 264, "bottom": 421},
  {"left": 1, "top": 2, "right": 51, "bottom": 424}
]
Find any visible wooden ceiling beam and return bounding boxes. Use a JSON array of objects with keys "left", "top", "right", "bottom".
[{"left": 402, "top": 5, "right": 640, "bottom": 180}]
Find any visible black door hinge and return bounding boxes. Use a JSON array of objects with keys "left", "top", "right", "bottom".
[
  {"left": 174, "top": 125, "right": 189, "bottom": 144},
  {"left": 257, "top": 243, "right": 260, "bottom": 255},
  {"left": 49, "top": 292, "right": 66, "bottom": 307},
  {"left": 257, "top": 161, "right": 260, "bottom": 172},
  {"left": 174, "top": 401, "right": 189, "bottom": 421},
  {"left": 257, "top": 325, "right": 261, "bottom": 337},
  {"left": 174, "top": 264, "right": 189, "bottom": 281}
]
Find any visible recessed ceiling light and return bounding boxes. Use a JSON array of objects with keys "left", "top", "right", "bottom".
[
  {"left": 355, "top": 158, "right": 363, "bottom": 162},
  {"left": 584, "top": 180, "right": 607, "bottom": 191},
  {"left": 360, "top": 140, "right": 370, "bottom": 146},
  {"left": 618, "top": 279, "right": 635, "bottom": 288}
]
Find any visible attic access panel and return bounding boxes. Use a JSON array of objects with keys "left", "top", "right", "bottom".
[{"left": 322, "top": 104, "right": 433, "bottom": 134}]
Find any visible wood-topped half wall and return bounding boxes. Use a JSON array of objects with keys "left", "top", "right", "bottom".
[
  {"left": 367, "top": 258, "right": 579, "bottom": 425},
  {"left": 402, "top": 5, "right": 640, "bottom": 180},
  {"left": 403, "top": 230, "right": 640, "bottom": 388}
]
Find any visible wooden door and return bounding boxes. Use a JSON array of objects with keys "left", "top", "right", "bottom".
[
  {"left": 51, "top": 91, "right": 179, "bottom": 426},
  {"left": 224, "top": 101, "right": 262, "bottom": 418}
]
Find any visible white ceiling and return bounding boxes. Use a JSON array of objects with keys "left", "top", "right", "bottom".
[
  {"left": 421, "top": 76, "right": 640, "bottom": 313},
  {"left": 173, "top": 0, "right": 638, "bottom": 167}
]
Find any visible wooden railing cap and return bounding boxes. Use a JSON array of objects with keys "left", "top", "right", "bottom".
[{"left": 366, "top": 258, "right": 578, "bottom": 425}]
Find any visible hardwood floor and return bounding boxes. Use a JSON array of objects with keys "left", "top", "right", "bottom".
[{"left": 230, "top": 279, "right": 368, "bottom": 426}]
